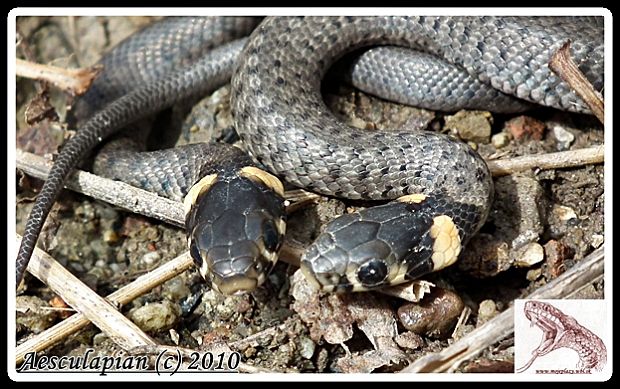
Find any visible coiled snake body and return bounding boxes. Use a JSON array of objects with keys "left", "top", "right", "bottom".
[{"left": 16, "top": 16, "right": 604, "bottom": 294}]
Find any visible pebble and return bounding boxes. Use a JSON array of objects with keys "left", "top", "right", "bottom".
[
  {"left": 397, "top": 288, "right": 464, "bottom": 339},
  {"left": 444, "top": 110, "right": 492, "bottom": 144},
  {"left": 526, "top": 267, "right": 543, "bottom": 281},
  {"left": 491, "top": 132, "right": 511, "bottom": 148},
  {"left": 102, "top": 229, "right": 119, "bottom": 244},
  {"left": 512, "top": 242, "right": 545, "bottom": 267},
  {"left": 543, "top": 240, "right": 569, "bottom": 279},
  {"left": 394, "top": 332, "right": 425, "bottom": 350},
  {"left": 477, "top": 300, "right": 498, "bottom": 325},
  {"left": 162, "top": 276, "right": 191, "bottom": 302},
  {"left": 551, "top": 123, "right": 575, "bottom": 151},
  {"left": 591, "top": 234, "right": 604, "bottom": 248},
  {"left": 169, "top": 328, "right": 180, "bottom": 345},
  {"left": 92, "top": 333, "right": 110, "bottom": 347},
  {"left": 128, "top": 300, "right": 180, "bottom": 333},
  {"left": 75, "top": 202, "right": 97, "bottom": 222},
  {"left": 350, "top": 116, "right": 368, "bottom": 129},
  {"left": 299, "top": 336, "right": 316, "bottom": 359},
  {"left": 458, "top": 233, "right": 512, "bottom": 278},
  {"left": 552, "top": 205, "right": 578, "bottom": 222},
  {"left": 244, "top": 347, "right": 257, "bottom": 358},
  {"left": 505, "top": 115, "right": 546, "bottom": 140},
  {"left": 140, "top": 251, "right": 161, "bottom": 266}
]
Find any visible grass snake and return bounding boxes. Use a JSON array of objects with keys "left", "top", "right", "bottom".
[{"left": 16, "top": 16, "right": 604, "bottom": 294}]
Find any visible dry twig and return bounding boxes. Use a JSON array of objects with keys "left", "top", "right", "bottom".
[
  {"left": 487, "top": 145, "right": 604, "bottom": 176},
  {"left": 15, "top": 235, "right": 157, "bottom": 362},
  {"left": 549, "top": 41, "right": 604, "bottom": 124},
  {"left": 15, "top": 245, "right": 193, "bottom": 365},
  {"left": 16, "top": 58, "right": 103, "bottom": 96}
]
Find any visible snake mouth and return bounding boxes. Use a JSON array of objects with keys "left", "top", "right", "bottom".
[
  {"left": 195, "top": 249, "right": 276, "bottom": 295},
  {"left": 524, "top": 301, "right": 567, "bottom": 356},
  {"left": 209, "top": 273, "right": 261, "bottom": 296}
]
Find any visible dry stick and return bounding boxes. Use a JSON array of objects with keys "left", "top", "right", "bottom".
[
  {"left": 400, "top": 246, "right": 604, "bottom": 373},
  {"left": 17, "top": 145, "right": 605, "bottom": 226},
  {"left": 17, "top": 149, "right": 185, "bottom": 228},
  {"left": 549, "top": 41, "right": 605, "bottom": 124},
  {"left": 16, "top": 58, "right": 103, "bottom": 96},
  {"left": 15, "top": 235, "right": 157, "bottom": 355},
  {"left": 486, "top": 145, "right": 604, "bottom": 177},
  {"left": 15, "top": 250, "right": 194, "bottom": 365}
]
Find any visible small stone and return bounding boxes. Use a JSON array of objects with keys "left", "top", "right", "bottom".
[
  {"left": 505, "top": 115, "right": 545, "bottom": 141},
  {"left": 512, "top": 242, "right": 544, "bottom": 267},
  {"left": 477, "top": 300, "right": 498, "bottom": 325},
  {"left": 162, "top": 276, "right": 191, "bottom": 302},
  {"left": 102, "top": 229, "right": 119, "bottom": 244},
  {"left": 75, "top": 202, "right": 97, "bottom": 222},
  {"left": 92, "top": 333, "right": 109, "bottom": 347},
  {"left": 395, "top": 331, "right": 424, "bottom": 350},
  {"left": 191, "top": 330, "right": 204, "bottom": 346},
  {"left": 526, "top": 267, "right": 543, "bottom": 281},
  {"left": 140, "top": 251, "right": 161, "bottom": 266},
  {"left": 444, "top": 110, "right": 492, "bottom": 144},
  {"left": 491, "top": 132, "right": 511, "bottom": 148},
  {"left": 169, "top": 328, "right": 180, "bottom": 345},
  {"left": 243, "top": 346, "right": 257, "bottom": 358},
  {"left": 543, "top": 240, "right": 570, "bottom": 279},
  {"left": 551, "top": 124, "right": 575, "bottom": 151},
  {"left": 552, "top": 205, "right": 578, "bottom": 222},
  {"left": 397, "top": 288, "right": 464, "bottom": 339},
  {"left": 128, "top": 300, "right": 180, "bottom": 333},
  {"left": 591, "top": 234, "right": 604, "bottom": 248},
  {"left": 350, "top": 116, "right": 367, "bottom": 129},
  {"left": 299, "top": 336, "right": 316, "bottom": 359}
]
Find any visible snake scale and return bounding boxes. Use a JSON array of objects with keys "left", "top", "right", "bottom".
[{"left": 16, "top": 16, "right": 604, "bottom": 294}]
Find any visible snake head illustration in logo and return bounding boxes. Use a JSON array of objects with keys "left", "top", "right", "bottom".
[{"left": 517, "top": 301, "right": 607, "bottom": 373}]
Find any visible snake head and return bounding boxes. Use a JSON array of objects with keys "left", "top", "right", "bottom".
[
  {"left": 184, "top": 167, "right": 286, "bottom": 295},
  {"left": 300, "top": 194, "right": 466, "bottom": 292}
]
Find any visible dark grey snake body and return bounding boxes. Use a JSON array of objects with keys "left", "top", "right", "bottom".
[{"left": 16, "top": 16, "right": 604, "bottom": 289}]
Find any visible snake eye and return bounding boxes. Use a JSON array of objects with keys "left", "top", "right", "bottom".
[
  {"left": 262, "top": 219, "right": 281, "bottom": 253},
  {"left": 357, "top": 259, "right": 389, "bottom": 288}
]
